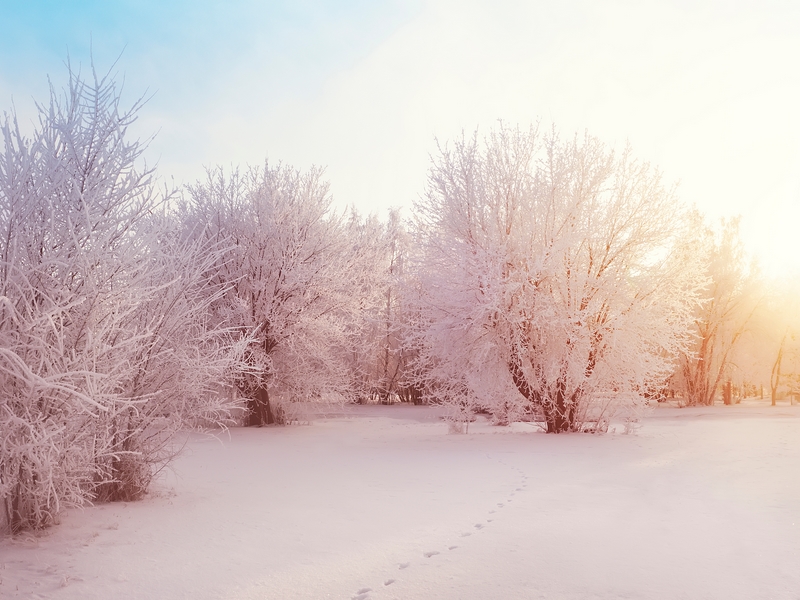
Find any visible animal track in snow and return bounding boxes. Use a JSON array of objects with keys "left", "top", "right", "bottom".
[{"left": 365, "top": 458, "right": 530, "bottom": 599}]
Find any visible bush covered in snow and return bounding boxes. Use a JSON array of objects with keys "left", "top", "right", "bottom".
[{"left": 0, "top": 65, "right": 248, "bottom": 532}]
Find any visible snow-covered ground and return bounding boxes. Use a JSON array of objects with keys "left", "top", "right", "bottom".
[{"left": 2, "top": 402, "right": 799, "bottom": 599}]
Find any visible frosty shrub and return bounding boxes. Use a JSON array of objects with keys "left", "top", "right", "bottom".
[
  {"left": 410, "top": 124, "right": 705, "bottom": 433},
  {"left": 0, "top": 65, "right": 247, "bottom": 532},
  {"left": 182, "top": 164, "right": 383, "bottom": 425}
]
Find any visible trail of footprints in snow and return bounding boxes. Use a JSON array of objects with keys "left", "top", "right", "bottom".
[{"left": 351, "top": 457, "right": 528, "bottom": 599}]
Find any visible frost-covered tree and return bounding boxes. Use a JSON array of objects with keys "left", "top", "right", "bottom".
[
  {"left": 376, "top": 211, "right": 425, "bottom": 404},
  {"left": 674, "top": 217, "right": 761, "bottom": 406},
  {"left": 346, "top": 209, "right": 420, "bottom": 404},
  {"left": 0, "top": 65, "right": 246, "bottom": 533},
  {"left": 410, "top": 125, "right": 704, "bottom": 432},
  {"left": 183, "top": 164, "right": 381, "bottom": 425}
]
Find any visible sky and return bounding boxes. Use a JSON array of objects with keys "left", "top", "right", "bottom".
[{"left": 1, "top": 0, "right": 799, "bottom": 277}]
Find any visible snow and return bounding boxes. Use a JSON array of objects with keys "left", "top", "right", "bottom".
[{"left": 2, "top": 402, "right": 800, "bottom": 599}]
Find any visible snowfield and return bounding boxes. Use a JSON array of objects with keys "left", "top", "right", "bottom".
[{"left": 2, "top": 402, "right": 799, "bottom": 599}]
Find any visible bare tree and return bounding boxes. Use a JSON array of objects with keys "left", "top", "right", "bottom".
[
  {"left": 410, "top": 124, "right": 704, "bottom": 432},
  {"left": 769, "top": 331, "right": 788, "bottom": 406},
  {"left": 747, "top": 277, "right": 800, "bottom": 405}
]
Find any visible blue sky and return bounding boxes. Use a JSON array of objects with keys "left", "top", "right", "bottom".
[
  {"left": 1, "top": 0, "right": 799, "bottom": 275},
  {"left": 0, "top": 1, "right": 416, "bottom": 113}
]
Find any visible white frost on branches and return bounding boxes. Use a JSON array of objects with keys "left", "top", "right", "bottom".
[
  {"left": 409, "top": 125, "right": 705, "bottom": 432},
  {"left": 182, "top": 164, "right": 384, "bottom": 425},
  {"left": 0, "top": 65, "right": 247, "bottom": 532}
]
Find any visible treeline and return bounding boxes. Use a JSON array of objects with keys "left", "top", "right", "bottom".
[{"left": 1, "top": 68, "right": 794, "bottom": 533}]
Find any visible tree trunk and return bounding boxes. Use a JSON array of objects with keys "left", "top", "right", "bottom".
[
  {"left": 247, "top": 385, "right": 275, "bottom": 426},
  {"left": 770, "top": 333, "right": 786, "bottom": 407},
  {"left": 509, "top": 352, "right": 576, "bottom": 433},
  {"left": 723, "top": 381, "right": 732, "bottom": 405},
  {"left": 545, "top": 378, "right": 575, "bottom": 433}
]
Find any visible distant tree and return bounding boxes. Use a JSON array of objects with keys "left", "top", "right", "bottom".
[
  {"left": 0, "top": 64, "right": 246, "bottom": 533},
  {"left": 674, "top": 217, "right": 761, "bottom": 406},
  {"left": 767, "top": 293, "right": 800, "bottom": 405},
  {"left": 182, "top": 164, "right": 381, "bottom": 425},
  {"left": 346, "top": 209, "right": 420, "bottom": 404},
  {"left": 369, "top": 211, "right": 407, "bottom": 403},
  {"left": 770, "top": 332, "right": 787, "bottom": 405},
  {"left": 409, "top": 124, "right": 704, "bottom": 432},
  {"left": 745, "top": 278, "right": 800, "bottom": 405}
]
